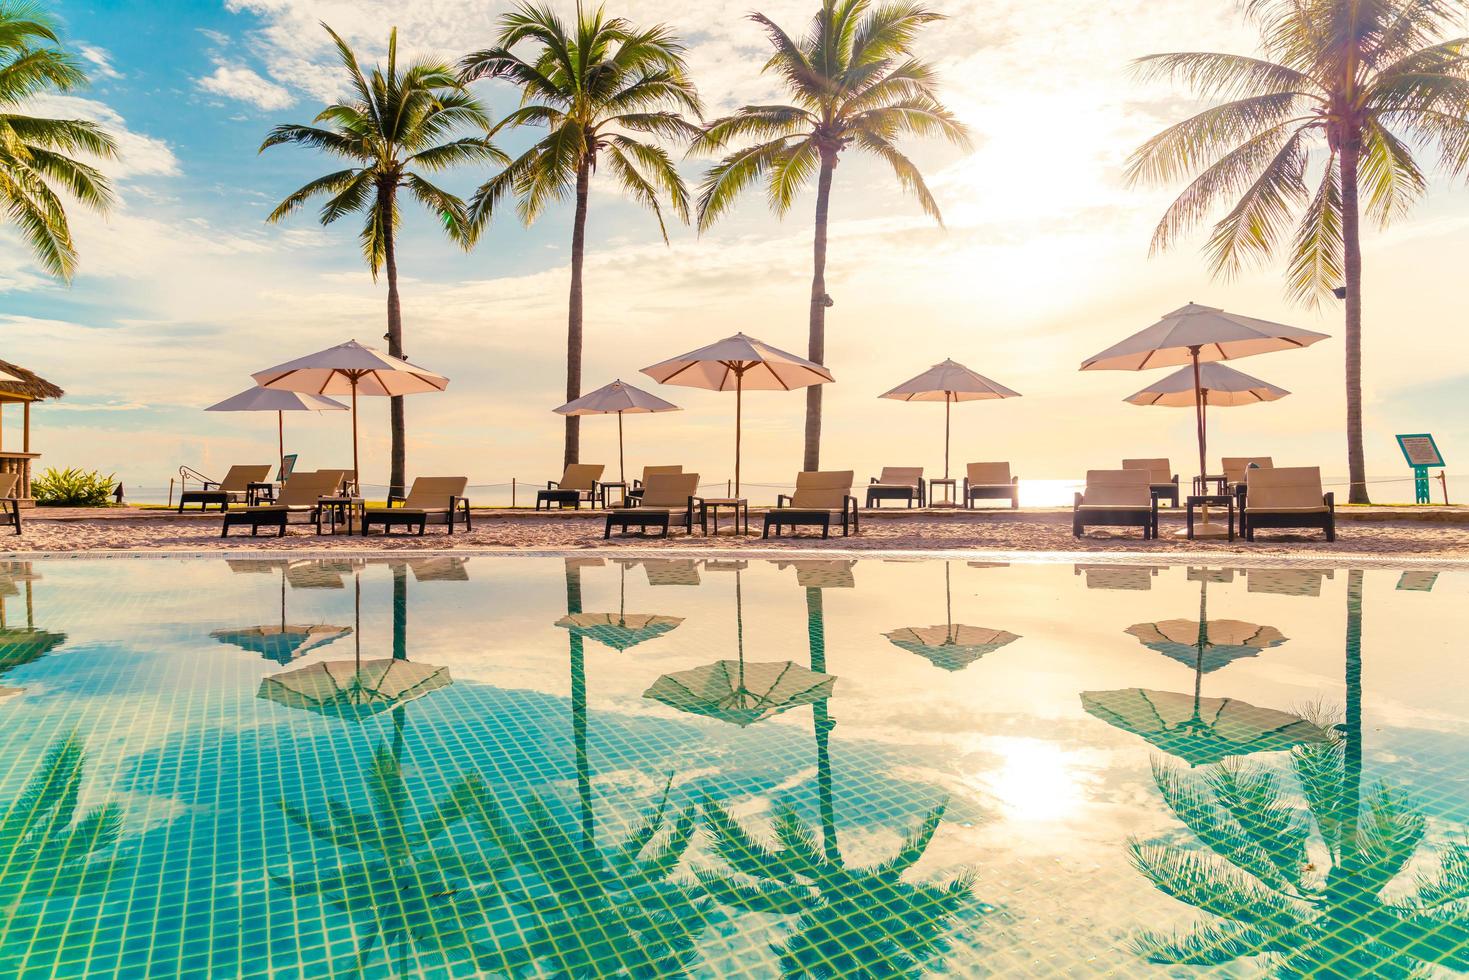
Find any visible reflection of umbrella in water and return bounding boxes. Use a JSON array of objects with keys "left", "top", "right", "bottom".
[
  {"left": 883, "top": 561, "right": 1019, "bottom": 672},
  {"left": 213, "top": 560, "right": 352, "bottom": 665},
  {"left": 258, "top": 573, "right": 450, "bottom": 722},
  {"left": 1080, "top": 688, "right": 1327, "bottom": 767},
  {"left": 1087, "top": 570, "right": 1320, "bottom": 765},
  {"left": 644, "top": 564, "right": 835, "bottom": 727},
  {"left": 1125, "top": 571, "right": 1286, "bottom": 674},
  {"left": 555, "top": 561, "right": 683, "bottom": 652}
]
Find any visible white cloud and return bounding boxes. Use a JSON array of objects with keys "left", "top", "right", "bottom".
[
  {"left": 76, "top": 44, "right": 121, "bottom": 80},
  {"left": 26, "top": 94, "right": 178, "bottom": 180},
  {"left": 196, "top": 63, "right": 295, "bottom": 111}
]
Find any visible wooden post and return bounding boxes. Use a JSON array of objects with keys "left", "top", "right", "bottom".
[{"left": 21, "top": 400, "right": 27, "bottom": 452}]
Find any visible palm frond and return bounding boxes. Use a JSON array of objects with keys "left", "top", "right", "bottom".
[
  {"left": 1131, "top": 50, "right": 1314, "bottom": 100},
  {"left": 851, "top": 129, "right": 942, "bottom": 223},
  {"left": 695, "top": 137, "right": 796, "bottom": 231}
]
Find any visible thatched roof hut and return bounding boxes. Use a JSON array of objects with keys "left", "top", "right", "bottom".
[{"left": 0, "top": 360, "right": 62, "bottom": 402}]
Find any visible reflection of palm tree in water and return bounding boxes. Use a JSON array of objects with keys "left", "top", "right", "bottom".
[
  {"left": 700, "top": 575, "right": 978, "bottom": 977},
  {"left": 271, "top": 564, "right": 492, "bottom": 976},
  {"left": 461, "top": 558, "right": 708, "bottom": 976},
  {"left": 0, "top": 735, "right": 124, "bottom": 974},
  {"left": 1130, "top": 570, "right": 1469, "bottom": 974}
]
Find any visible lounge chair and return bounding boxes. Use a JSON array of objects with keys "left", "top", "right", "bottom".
[
  {"left": 362, "top": 477, "right": 471, "bottom": 536},
  {"left": 1240, "top": 466, "right": 1334, "bottom": 541},
  {"left": 1218, "top": 456, "right": 1273, "bottom": 500},
  {"left": 1072, "top": 469, "right": 1158, "bottom": 539},
  {"left": 866, "top": 467, "right": 925, "bottom": 508},
  {"left": 963, "top": 462, "right": 1019, "bottom": 509},
  {"left": 221, "top": 470, "right": 342, "bottom": 537},
  {"left": 537, "top": 464, "right": 606, "bottom": 509},
  {"left": 313, "top": 468, "right": 357, "bottom": 497},
  {"left": 604, "top": 473, "right": 701, "bottom": 538},
  {"left": 1122, "top": 458, "right": 1179, "bottom": 507},
  {"left": 763, "top": 471, "right": 859, "bottom": 538},
  {"left": 0, "top": 473, "right": 19, "bottom": 535},
  {"left": 250, "top": 453, "right": 298, "bottom": 504},
  {"left": 628, "top": 465, "right": 682, "bottom": 502},
  {"left": 178, "top": 464, "right": 273, "bottom": 512}
]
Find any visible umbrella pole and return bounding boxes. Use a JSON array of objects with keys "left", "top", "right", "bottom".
[
  {"left": 1191, "top": 348, "right": 1207, "bottom": 497},
  {"left": 945, "top": 560, "right": 954, "bottom": 642},
  {"left": 734, "top": 370, "right": 743, "bottom": 497},
  {"left": 350, "top": 377, "right": 360, "bottom": 495},
  {"left": 944, "top": 396, "right": 951, "bottom": 481},
  {"left": 617, "top": 410, "right": 625, "bottom": 486},
  {"left": 278, "top": 410, "right": 285, "bottom": 479}
]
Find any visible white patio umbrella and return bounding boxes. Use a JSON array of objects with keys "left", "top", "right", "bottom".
[
  {"left": 252, "top": 339, "right": 449, "bottom": 491},
  {"left": 642, "top": 333, "right": 833, "bottom": 495},
  {"left": 879, "top": 359, "right": 1021, "bottom": 480},
  {"left": 205, "top": 386, "right": 348, "bottom": 478},
  {"left": 553, "top": 379, "right": 680, "bottom": 485},
  {"left": 1125, "top": 362, "right": 1289, "bottom": 481},
  {"left": 1082, "top": 303, "right": 1327, "bottom": 534}
]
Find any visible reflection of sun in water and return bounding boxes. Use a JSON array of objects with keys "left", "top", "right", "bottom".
[{"left": 976, "top": 738, "right": 1086, "bottom": 823}]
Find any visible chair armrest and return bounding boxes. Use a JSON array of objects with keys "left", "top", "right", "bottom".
[
  {"left": 202, "top": 481, "right": 221, "bottom": 491},
  {"left": 844, "top": 495, "right": 858, "bottom": 515},
  {"left": 1324, "top": 491, "right": 1334, "bottom": 510},
  {"left": 1073, "top": 492, "right": 1083, "bottom": 508},
  {"left": 633, "top": 479, "right": 644, "bottom": 490},
  {"left": 1171, "top": 475, "right": 1179, "bottom": 485},
  {"left": 546, "top": 480, "right": 559, "bottom": 489},
  {"left": 777, "top": 494, "right": 792, "bottom": 508},
  {"left": 1012, "top": 476, "right": 1019, "bottom": 486},
  {"left": 387, "top": 494, "right": 407, "bottom": 508},
  {"left": 869, "top": 477, "right": 878, "bottom": 484}
]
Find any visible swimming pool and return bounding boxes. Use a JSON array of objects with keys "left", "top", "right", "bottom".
[{"left": 0, "top": 555, "right": 1464, "bottom": 977}]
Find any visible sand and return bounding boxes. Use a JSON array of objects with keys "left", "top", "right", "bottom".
[{"left": 8, "top": 506, "right": 1469, "bottom": 559}]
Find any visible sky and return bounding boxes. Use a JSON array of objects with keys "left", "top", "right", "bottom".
[{"left": 4, "top": 0, "right": 1468, "bottom": 500}]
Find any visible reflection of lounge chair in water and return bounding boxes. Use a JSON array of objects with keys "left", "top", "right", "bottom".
[
  {"left": 1245, "top": 567, "right": 1334, "bottom": 597},
  {"left": 776, "top": 559, "right": 857, "bottom": 590},
  {"left": 1073, "top": 564, "right": 1161, "bottom": 591},
  {"left": 639, "top": 559, "right": 701, "bottom": 587}
]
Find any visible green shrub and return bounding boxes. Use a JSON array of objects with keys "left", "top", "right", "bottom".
[{"left": 31, "top": 467, "right": 116, "bottom": 507}]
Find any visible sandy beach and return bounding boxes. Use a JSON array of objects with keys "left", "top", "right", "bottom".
[{"left": 8, "top": 505, "right": 1469, "bottom": 558}]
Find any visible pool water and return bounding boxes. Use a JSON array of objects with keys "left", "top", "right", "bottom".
[{"left": 0, "top": 556, "right": 1465, "bottom": 978}]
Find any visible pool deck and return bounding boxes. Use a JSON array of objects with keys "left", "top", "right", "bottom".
[{"left": 6, "top": 504, "right": 1469, "bottom": 561}]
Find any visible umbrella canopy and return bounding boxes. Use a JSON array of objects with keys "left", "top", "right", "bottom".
[
  {"left": 1124, "top": 362, "right": 1290, "bottom": 408},
  {"left": 252, "top": 339, "right": 449, "bottom": 490},
  {"left": 643, "top": 660, "right": 836, "bottom": 727},
  {"left": 1126, "top": 619, "right": 1287, "bottom": 673},
  {"left": 553, "top": 379, "right": 680, "bottom": 485},
  {"left": 1080, "top": 303, "right": 1329, "bottom": 372},
  {"left": 641, "top": 333, "right": 833, "bottom": 495},
  {"left": 880, "top": 359, "right": 1021, "bottom": 480},
  {"left": 206, "top": 385, "right": 348, "bottom": 478},
  {"left": 1081, "top": 304, "right": 1327, "bottom": 526},
  {"left": 211, "top": 624, "right": 353, "bottom": 666},
  {"left": 884, "top": 624, "right": 1020, "bottom": 673},
  {"left": 1080, "top": 688, "right": 1329, "bottom": 767},
  {"left": 259, "top": 659, "right": 451, "bottom": 722},
  {"left": 555, "top": 612, "right": 684, "bottom": 652}
]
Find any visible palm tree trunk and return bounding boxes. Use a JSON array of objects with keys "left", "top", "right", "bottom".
[
  {"left": 805, "top": 587, "right": 840, "bottom": 864},
  {"left": 383, "top": 187, "right": 406, "bottom": 501},
  {"left": 803, "top": 153, "right": 837, "bottom": 473},
  {"left": 565, "top": 159, "right": 591, "bottom": 469},
  {"left": 1340, "top": 140, "right": 1370, "bottom": 505},
  {"left": 565, "top": 560, "right": 593, "bottom": 854}
]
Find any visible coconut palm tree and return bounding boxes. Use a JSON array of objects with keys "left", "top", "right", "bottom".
[
  {"left": 261, "top": 25, "right": 502, "bottom": 499},
  {"left": 459, "top": 3, "right": 701, "bottom": 470},
  {"left": 693, "top": 0, "right": 970, "bottom": 470},
  {"left": 0, "top": 734, "right": 124, "bottom": 974},
  {"left": 1128, "top": 570, "right": 1469, "bottom": 974},
  {"left": 1126, "top": 0, "right": 1469, "bottom": 505},
  {"left": 0, "top": 4, "right": 116, "bottom": 280}
]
